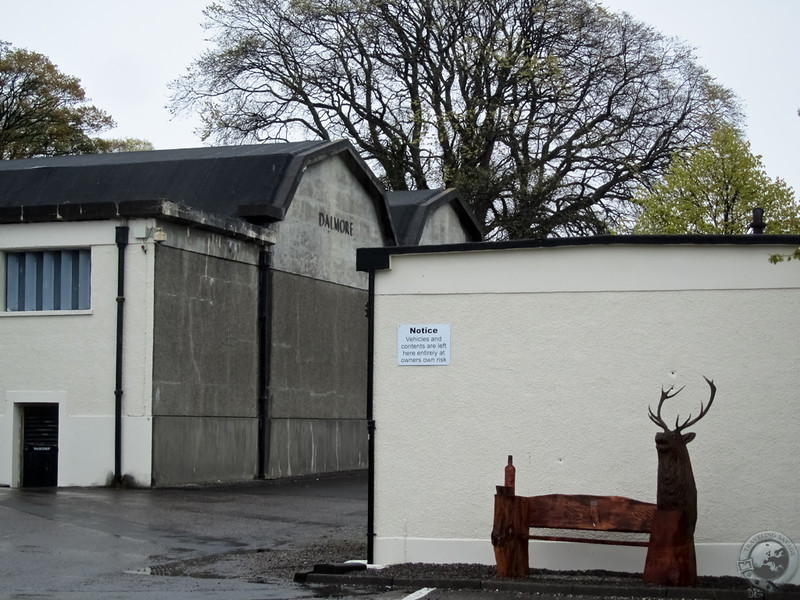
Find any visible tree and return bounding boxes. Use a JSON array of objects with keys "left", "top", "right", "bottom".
[
  {"left": 0, "top": 41, "right": 150, "bottom": 159},
  {"left": 632, "top": 125, "right": 800, "bottom": 235},
  {"left": 171, "top": 0, "right": 740, "bottom": 238},
  {"left": 95, "top": 137, "right": 155, "bottom": 153}
]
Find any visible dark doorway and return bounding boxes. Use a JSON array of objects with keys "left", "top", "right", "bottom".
[{"left": 22, "top": 404, "right": 59, "bottom": 487}]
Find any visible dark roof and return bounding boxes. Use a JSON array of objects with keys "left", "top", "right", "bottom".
[
  {"left": 0, "top": 140, "right": 396, "bottom": 242},
  {"left": 0, "top": 142, "right": 308, "bottom": 219},
  {"left": 386, "top": 189, "right": 483, "bottom": 245},
  {"left": 0, "top": 142, "right": 488, "bottom": 248}
]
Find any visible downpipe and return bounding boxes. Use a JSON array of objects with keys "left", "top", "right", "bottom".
[
  {"left": 257, "top": 247, "right": 273, "bottom": 479},
  {"left": 366, "top": 270, "right": 376, "bottom": 563},
  {"left": 113, "top": 225, "right": 128, "bottom": 487}
]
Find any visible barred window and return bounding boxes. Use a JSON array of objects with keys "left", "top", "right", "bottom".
[{"left": 5, "top": 249, "right": 91, "bottom": 311}]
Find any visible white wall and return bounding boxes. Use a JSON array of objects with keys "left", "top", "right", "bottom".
[
  {"left": 370, "top": 242, "right": 800, "bottom": 579},
  {"left": 121, "top": 219, "right": 156, "bottom": 485},
  {"left": 0, "top": 220, "right": 154, "bottom": 487}
]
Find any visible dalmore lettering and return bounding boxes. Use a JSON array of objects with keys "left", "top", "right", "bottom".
[{"left": 319, "top": 212, "right": 354, "bottom": 236}]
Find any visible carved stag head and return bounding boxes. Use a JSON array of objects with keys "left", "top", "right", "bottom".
[
  {"left": 648, "top": 376, "right": 716, "bottom": 517},
  {"left": 648, "top": 376, "right": 716, "bottom": 449}
]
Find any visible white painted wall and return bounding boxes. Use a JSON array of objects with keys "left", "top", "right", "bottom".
[
  {"left": 0, "top": 220, "right": 155, "bottom": 487},
  {"left": 121, "top": 219, "right": 157, "bottom": 485},
  {"left": 370, "top": 241, "right": 800, "bottom": 579}
]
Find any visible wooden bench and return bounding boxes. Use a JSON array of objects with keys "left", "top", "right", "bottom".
[
  {"left": 491, "top": 460, "right": 658, "bottom": 579},
  {"left": 492, "top": 381, "right": 716, "bottom": 583}
]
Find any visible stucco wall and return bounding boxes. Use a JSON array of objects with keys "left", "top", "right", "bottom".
[
  {"left": 0, "top": 221, "right": 154, "bottom": 487},
  {"left": 150, "top": 232, "right": 260, "bottom": 486},
  {"left": 370, "top": 242, "right": 800, "bottom": 578}
]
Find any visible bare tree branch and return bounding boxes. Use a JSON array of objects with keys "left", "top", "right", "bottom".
[{"left": 170, "top": 0, "right": 741, "bottom": 238}]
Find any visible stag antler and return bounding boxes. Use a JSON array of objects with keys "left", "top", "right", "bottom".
[
  {"left": 675, "top": 377, "right": 716, "bottom": 432},
  {"left": 648, "top": 384, "right": 685, "bottom": 431},
  {"left": 648, "top": 377, "right": 715, "bottom": 433}
]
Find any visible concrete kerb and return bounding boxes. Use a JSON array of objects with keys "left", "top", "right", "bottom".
[{"left": 296, "top": 566, "right": 800, "bottom": 600}]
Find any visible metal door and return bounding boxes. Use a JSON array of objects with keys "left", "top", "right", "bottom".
[{"left": 22, "top": 404, "right": 59, "bottom": 487}]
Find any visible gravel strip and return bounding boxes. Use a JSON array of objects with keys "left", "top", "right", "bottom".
[{"left": 151, "top": 536, "right": 800, "bottom": 597}]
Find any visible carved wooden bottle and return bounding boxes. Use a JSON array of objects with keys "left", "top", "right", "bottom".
[{"left": 504, "top": 455, "right": 515, "bottom": 490}]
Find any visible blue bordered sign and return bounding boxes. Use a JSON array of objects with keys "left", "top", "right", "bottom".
[
  {"left": 738, "top": 531, "right": 798, "bottom": 592},
  {"left": 397, "top": 324, "right": 450, "bottom": 366}
]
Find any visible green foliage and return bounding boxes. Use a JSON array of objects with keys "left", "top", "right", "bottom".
[
  {"left": 96, "top": 138, "right": 156, "bottom": 153},
  {"left": 633, "top": 126, "right": 800, "bottom": 235},
  {"left": 171, "top": 0, "right": 741, "bottom": 239},
  {"left": 769, "top": 247, "right": 800, "bottom": 264},
  {"left": 0, "top": 41, "right": 151, "bottom": 159}
]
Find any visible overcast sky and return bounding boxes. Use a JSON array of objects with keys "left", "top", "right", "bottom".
[{"left": 4, "top": 0, "right": 799, "bottom": 194}]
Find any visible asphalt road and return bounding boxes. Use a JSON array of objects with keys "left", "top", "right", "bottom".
[
  {"left": 1, "top": 474, "right": 763, "bottom": 600},
  {"left": 0, "top": 471, "right": 389, "bottom": 599}
]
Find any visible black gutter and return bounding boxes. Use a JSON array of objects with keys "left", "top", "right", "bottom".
[
  {"left": 257, "top": 247, "right": 273, "bottom": 479},
  {"left": 366, "top": 270, "right": 376, "bottom": 563},
  {"left": 357, "top": 234, "right": 800, "bottom": 272},
  {"left": 113, "top": 225, "right": 128, "bottom": 486}
]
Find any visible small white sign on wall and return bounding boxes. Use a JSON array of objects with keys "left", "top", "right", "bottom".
[{"left": 397, "top": 324, "right": 451, "bottom": 366}]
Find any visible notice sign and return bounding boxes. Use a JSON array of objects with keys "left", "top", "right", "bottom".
[{"left": 397, "top": 324, "right": 451, "bottom": 366}]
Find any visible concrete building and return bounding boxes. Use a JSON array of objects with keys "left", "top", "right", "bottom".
[
  {"left": 358, "top": 235, "right": 800, "bottom": 580},
  {"left": 0, "top": 141, "right": 482, "bottom": 487}
]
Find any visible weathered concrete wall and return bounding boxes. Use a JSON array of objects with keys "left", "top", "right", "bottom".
[
  {"left": 266, "top": 418, "right": 367, "bottom": 478},
  {"left": 271, "top": 153, "right": 390, "bottom": 289},
  {"left": 418, "top": 203, "right": 473, "bottom": 245},
  {"left": 151, "top": 230, "right": 261, "bottom": 486},
  {"left": 264, "top": 153, "right": 385, "bottom": 477},
  {"left": 266, "top": 270, "right": 368, "bottom": 477},
  {"left": 151, "top": 416, "right": 258, "bottom": 485},
  {"left": 270, "top": 272, "right": 367, "bottom": 419}
]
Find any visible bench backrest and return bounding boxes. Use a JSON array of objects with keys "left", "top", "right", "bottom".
[{"left": 526, "top": 493, "right": 656, "bottom": 533}]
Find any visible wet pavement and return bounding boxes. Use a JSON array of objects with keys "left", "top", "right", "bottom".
[
  {"left": 0, "top": 472, "right": 379, "bottom": 599},
  {"left": 1, "top": 473, "right": 775, "bottom": 600}
]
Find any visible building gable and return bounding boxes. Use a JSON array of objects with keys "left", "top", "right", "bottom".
[
  {"left": 271, "top": 152, "right": 393, "bottom": 288},
  {"left": 387, "top": 189, "right": 483, "bottom": 246}
]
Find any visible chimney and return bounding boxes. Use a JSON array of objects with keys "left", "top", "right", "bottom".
[{"left": 750, "top": 207, "right": 765, "bottom": 235}]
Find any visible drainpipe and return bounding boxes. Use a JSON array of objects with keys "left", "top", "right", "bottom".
[
  {"left": 257, "top": 247, "right": 273, "bottom": 479},
  {"left": 366, "top": 270, "right": 376, "bottom": 563},
  {"left": 113, "top": 225, "right": 128, "bottom": 486}
]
